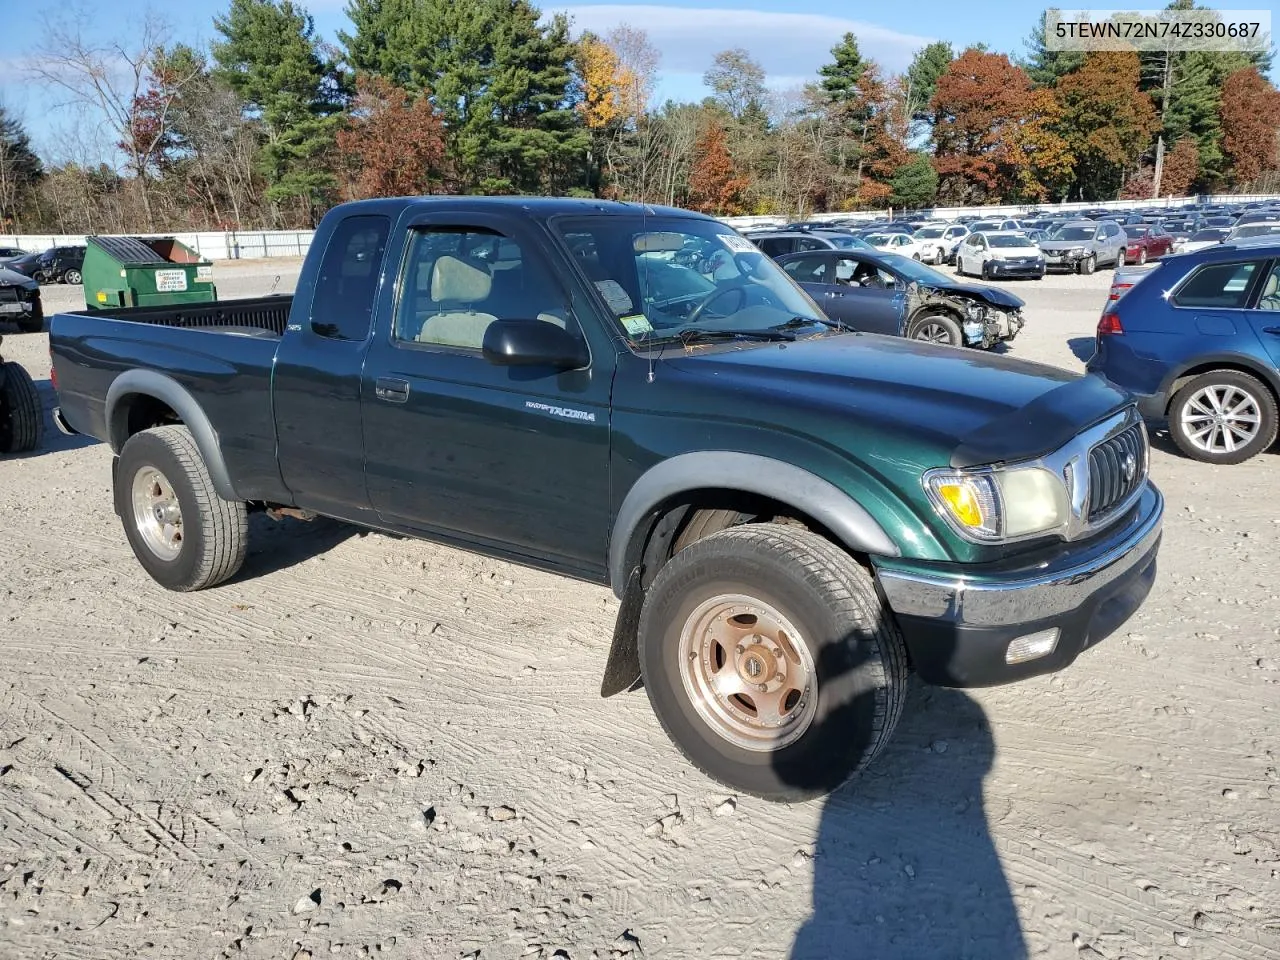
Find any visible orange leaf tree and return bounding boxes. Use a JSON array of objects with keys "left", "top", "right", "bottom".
[
  {"left": 929, "top": 50, "right": 1065, "bottom": 203},
  {"left": 687, "top": 118, "right": 749, "bottom": 215},
  {"left": 1220, "top": 67, "right": 1280, "bottom": 187},
  {"left": 1159, "top": 137, "right": 1200, "bottom": 196},
  {"left": 334, "top": 76, "right": 448, "bottom": 200},
  {"left": 1055, "top": 52, "right": 1157, "bottom": 200}
]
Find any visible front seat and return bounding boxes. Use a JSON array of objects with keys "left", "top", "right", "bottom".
[
  {"left": 416, "top": 255, "right": 499, "bottom": 349},
  {"left": 1259, "top": 269, "right": 1280, "bottom": 311}
]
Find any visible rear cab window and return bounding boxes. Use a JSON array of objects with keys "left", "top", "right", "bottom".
[{"left": 310, "top": 214, "right": 390, "bottom": 340}]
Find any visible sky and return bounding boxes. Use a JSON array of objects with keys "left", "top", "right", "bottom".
[{"left": 1, "top": 0, "right": 1274, "bottom": 165}]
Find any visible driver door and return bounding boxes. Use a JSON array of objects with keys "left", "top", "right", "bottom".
[{"left": 829, "top": 255, "right": 905, "bottom": 335}]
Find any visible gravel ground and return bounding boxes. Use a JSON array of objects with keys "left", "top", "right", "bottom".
[{"left": 1, "top": 261, "right": 1278, "bottom": 960}]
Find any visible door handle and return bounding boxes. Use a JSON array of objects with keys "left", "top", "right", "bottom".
[
  {"left": 825, "top": 290, "right": 844, "bottom": 298},
  {"left": 375, "top": 377, "right": 410, "bottom": 402}
]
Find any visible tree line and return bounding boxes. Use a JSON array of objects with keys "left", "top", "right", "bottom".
[{"left": 1, "top": 0, "right": 1278, "bottom": 235}]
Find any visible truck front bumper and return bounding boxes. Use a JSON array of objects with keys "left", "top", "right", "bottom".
[{"left": 874, "top": 483, "right": 1163, "bottom": 687}]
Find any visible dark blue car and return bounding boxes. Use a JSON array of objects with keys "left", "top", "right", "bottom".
[
  {"left": 773, "top": 247, "right": 1026, "bottom": 349},
  {"left": 1086, "top": 239, "right": 1280, "bottom": 464}
]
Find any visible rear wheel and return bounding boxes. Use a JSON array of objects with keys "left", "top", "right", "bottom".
[
  {"left": 114, "top": 425, "right": 248, "bottom": 590},
  {"left": 637, "top": 523, "right": 908, "bottom": 801},
  {"left": 910, "top": 313, "right": 963, "bottom": 346},
  {"left": 0, "top": 360, "right": 41, "bottom": 453},
  {"left": 1169, "top": 370, "right": 1278, "bottom": 465}
]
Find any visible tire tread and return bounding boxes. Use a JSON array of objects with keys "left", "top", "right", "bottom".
[
  {"left": 1, "top": 360, "right": 41, "bottom": 453},
  {"left": 127, "top": 425, "right": 248, "bottom": 590},
  {"left": 640, "top": 522, "right": 908, "bottom": 800}
]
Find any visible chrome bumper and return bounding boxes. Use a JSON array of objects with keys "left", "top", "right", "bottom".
[{"left": 877, "top": 484, "right": 1163, "bottom": 628}]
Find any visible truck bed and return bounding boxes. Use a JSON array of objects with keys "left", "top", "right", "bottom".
[{"left": 71, "top": 295, "right": 292, "bottom": 337}]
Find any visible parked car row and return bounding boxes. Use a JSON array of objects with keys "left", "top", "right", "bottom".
[{"left": 1, "top": 245, "right": 86, "bottom": 284}]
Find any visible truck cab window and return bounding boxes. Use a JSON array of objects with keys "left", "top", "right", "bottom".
[
  {"left": 310, "top": 214, "right": 390, "bottom": 340},
  {"left": 394, "top": 227, "right": 574, "bottom": 351}
]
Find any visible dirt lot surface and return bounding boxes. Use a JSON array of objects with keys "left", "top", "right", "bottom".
[{"left": 2, "top": 262, "right": 1278, "bottom": 960}]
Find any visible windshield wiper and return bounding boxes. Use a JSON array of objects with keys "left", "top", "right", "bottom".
[
  {"left": 773, "top": 315, "right": 843, "bottom": 331},
  {"left": 676, "top": 327, "right": 796, "bottom": 344}
]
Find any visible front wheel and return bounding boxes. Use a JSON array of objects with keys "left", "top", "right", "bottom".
[
  {"left": 954, "top": 255, "right": 965, "bottom": 276},
  {"left": 114, "top": 425, "right": 248, "bottom": 590},
  {"left": 64, "top": 268, "right": 82, "bottom": 285},
  {"left": 0, "top": 360, "right": 42, "bottom": 453},
  {"left": 637, "top": 523, "right": 908, "bottom": 801},
  {"left": 910, "top": 313, "right": 963, "bottom": 346},
  {"left": 1169, "top": 370, "right": 1278, "bottom": 465},
  {"left": 1078, "top": 253, "right": 1096, "bottom": 275}
]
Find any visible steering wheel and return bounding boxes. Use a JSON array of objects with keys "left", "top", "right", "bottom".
[{"left": 685, "top": 282, "right": 749, "bottom": 326}]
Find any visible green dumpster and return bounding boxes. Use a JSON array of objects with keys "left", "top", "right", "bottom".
[{"left": 83, "top": 235, "right": 217, "bottom": 311}]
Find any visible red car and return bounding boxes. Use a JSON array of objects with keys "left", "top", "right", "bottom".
[{"left": 1122, "top": 224, "right": 1175, "bottom": 264}]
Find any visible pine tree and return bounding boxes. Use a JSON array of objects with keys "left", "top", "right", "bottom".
[
  {"left": 889, "top": 153, "right": 937, "bottom": 208},
  {"left": 1020, "top": 10, "right": 1084, "bottom": 87},
  {"left": 818, "top": 33, "right": 866, "bottom": 106},
  {"left": 339, "top": 0, "right": 587, "bottom": 193},
  {"left": 0, "top": 108, "right": 42, "bottom": 230},
  {"left": 212, "top": 0, "right": 346, "bottom": 218}
]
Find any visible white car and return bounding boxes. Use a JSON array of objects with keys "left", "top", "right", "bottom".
[
  {"left": 863, "top": 232, "right": 924, "bottom": 260},
  {"left": 955, "top": 230, "right": 1046, "bottom": 280},
  {"left": 1177, "top": 227, "right": 1230, "bottom": 253},
  {"left": 911, "top": 223, "right": 969, "bottom": 264}
]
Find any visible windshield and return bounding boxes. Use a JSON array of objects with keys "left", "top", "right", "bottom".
[
  {"left": 970, "top": 221, "right": 1002, "bottom": 231},
  {"left": 1232, "top": 223, "right": 1280, "bottom": 238},
  {"left": 989, "top": 235, "right": 1033, "bottom": 248},
  {"left": 829, "top": 235, "right": 871, "bottom": 249},
  {"left": 874, "top": 253, "right": 953, "bottom": 286},
  {"left": 1050, "top": 226, "right": 1095, "bottom": 241},
  {"left": 1189, "top": 230, "right": 1226, "bottom": 241},
  {"left": 554, "top": 216, "right": 825, "bottom": 341},
  {"left": 914, "top": 227, "right": 945, "bottom": 239}
]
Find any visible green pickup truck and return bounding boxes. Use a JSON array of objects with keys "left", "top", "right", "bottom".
[{"left": 49, "top": 197, "right": 1164, "bottom": 801}]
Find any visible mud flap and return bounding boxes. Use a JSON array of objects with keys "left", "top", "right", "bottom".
[{"left": 600, "top": 565, "right": 645, "bottom": 697}]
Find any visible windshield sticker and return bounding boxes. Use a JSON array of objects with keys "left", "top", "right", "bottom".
[
  {"left": 719, "top": 234, "right": 758, "bottom": 254},
  {"left": 619, "top": 313, "right": 653, "bottom": 337},
  {"left": 594, "top": 279, "right": 634, "bottom": 315}
]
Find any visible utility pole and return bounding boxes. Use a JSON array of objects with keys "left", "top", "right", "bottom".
[{"left": 1152, "top": 134, "right": 1166, "bottom": 199}]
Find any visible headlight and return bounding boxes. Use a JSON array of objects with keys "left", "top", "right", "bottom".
[
  {"left": 1069, "top": 247, "right": 1085, "bottom": 256},
  {"left": 924, "top": 465, "right": 1069, "bottom": 542}
]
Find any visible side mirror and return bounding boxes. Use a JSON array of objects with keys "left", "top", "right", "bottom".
[{"left": 482, "top": 319, "right": 588, "bottom": 369}]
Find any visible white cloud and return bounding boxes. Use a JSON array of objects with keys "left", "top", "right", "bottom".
[{"left": 551, "top": 4, "right": 935, "bottom": 79}]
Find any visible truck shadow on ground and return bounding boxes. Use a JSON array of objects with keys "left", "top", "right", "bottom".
[
  {"left": 235, "top": 513, "right": 359, "bottom": 581},
  {"left": 783, "top": 680, "right": 1026, "bottom": 959}
]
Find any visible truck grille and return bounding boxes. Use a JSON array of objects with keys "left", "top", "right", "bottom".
[{"left": 1087, "top": 423, "right": 1146, "bottom": 520}]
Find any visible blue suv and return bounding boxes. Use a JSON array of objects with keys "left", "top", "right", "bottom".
[{"left": 1086, "top": 240, "right": 1280, "bottom": 464}]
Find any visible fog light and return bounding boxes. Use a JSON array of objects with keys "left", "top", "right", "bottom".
[{"left": 1005, "top": 628, "right": 1060, "bottom": 664}]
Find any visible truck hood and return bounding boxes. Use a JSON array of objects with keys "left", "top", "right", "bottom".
[{"left": 677, "top": 332, "right": 1130, "bottom": 468}]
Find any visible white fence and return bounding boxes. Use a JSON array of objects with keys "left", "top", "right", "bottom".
[
  {"left": 0, "top": 230, "right": 314, "bottom": 261},
  {"left": 3, "top": 193, "right": 1278, "bottom": 260}
]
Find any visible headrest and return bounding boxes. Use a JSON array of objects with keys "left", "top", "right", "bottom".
[
  {"left": 1264, "top": 270, "right": 1279, "bottom": 297},
  {"left": 835, "top": 260, "right": 855, "bottom": 280},
  {"left": 431, "top": 255, "right": 492, "bottom": 304}
]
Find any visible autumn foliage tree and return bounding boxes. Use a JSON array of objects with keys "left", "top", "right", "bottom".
[
  {"left": 1219, "top": 67, "right": 1280, "bottom": 187},
  {"left": 930, "top": 50, "right": 1068, "bottom": 203},
  {"left": 1055, "top": 52, "right": 1157, "bottom": 201},
  {"left": 1159, "top": 137, "right": 1201, "bottom": 196},
  {"left": 334, "top": 76, "right": 447, "bottom": 199},
  {"left": 686, "top": 119, "right": 749, "bottom": 215}
]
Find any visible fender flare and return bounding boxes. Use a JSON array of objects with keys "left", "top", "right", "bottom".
[
  {"left": 105, "top": 369, "right": 238, "bottom": 502},
  {"left": 1158, "top": 353, "right": 1280, "bottom": 415},
  {"left": 607, "top": 450, "right": 900, "bottom": 597}
]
